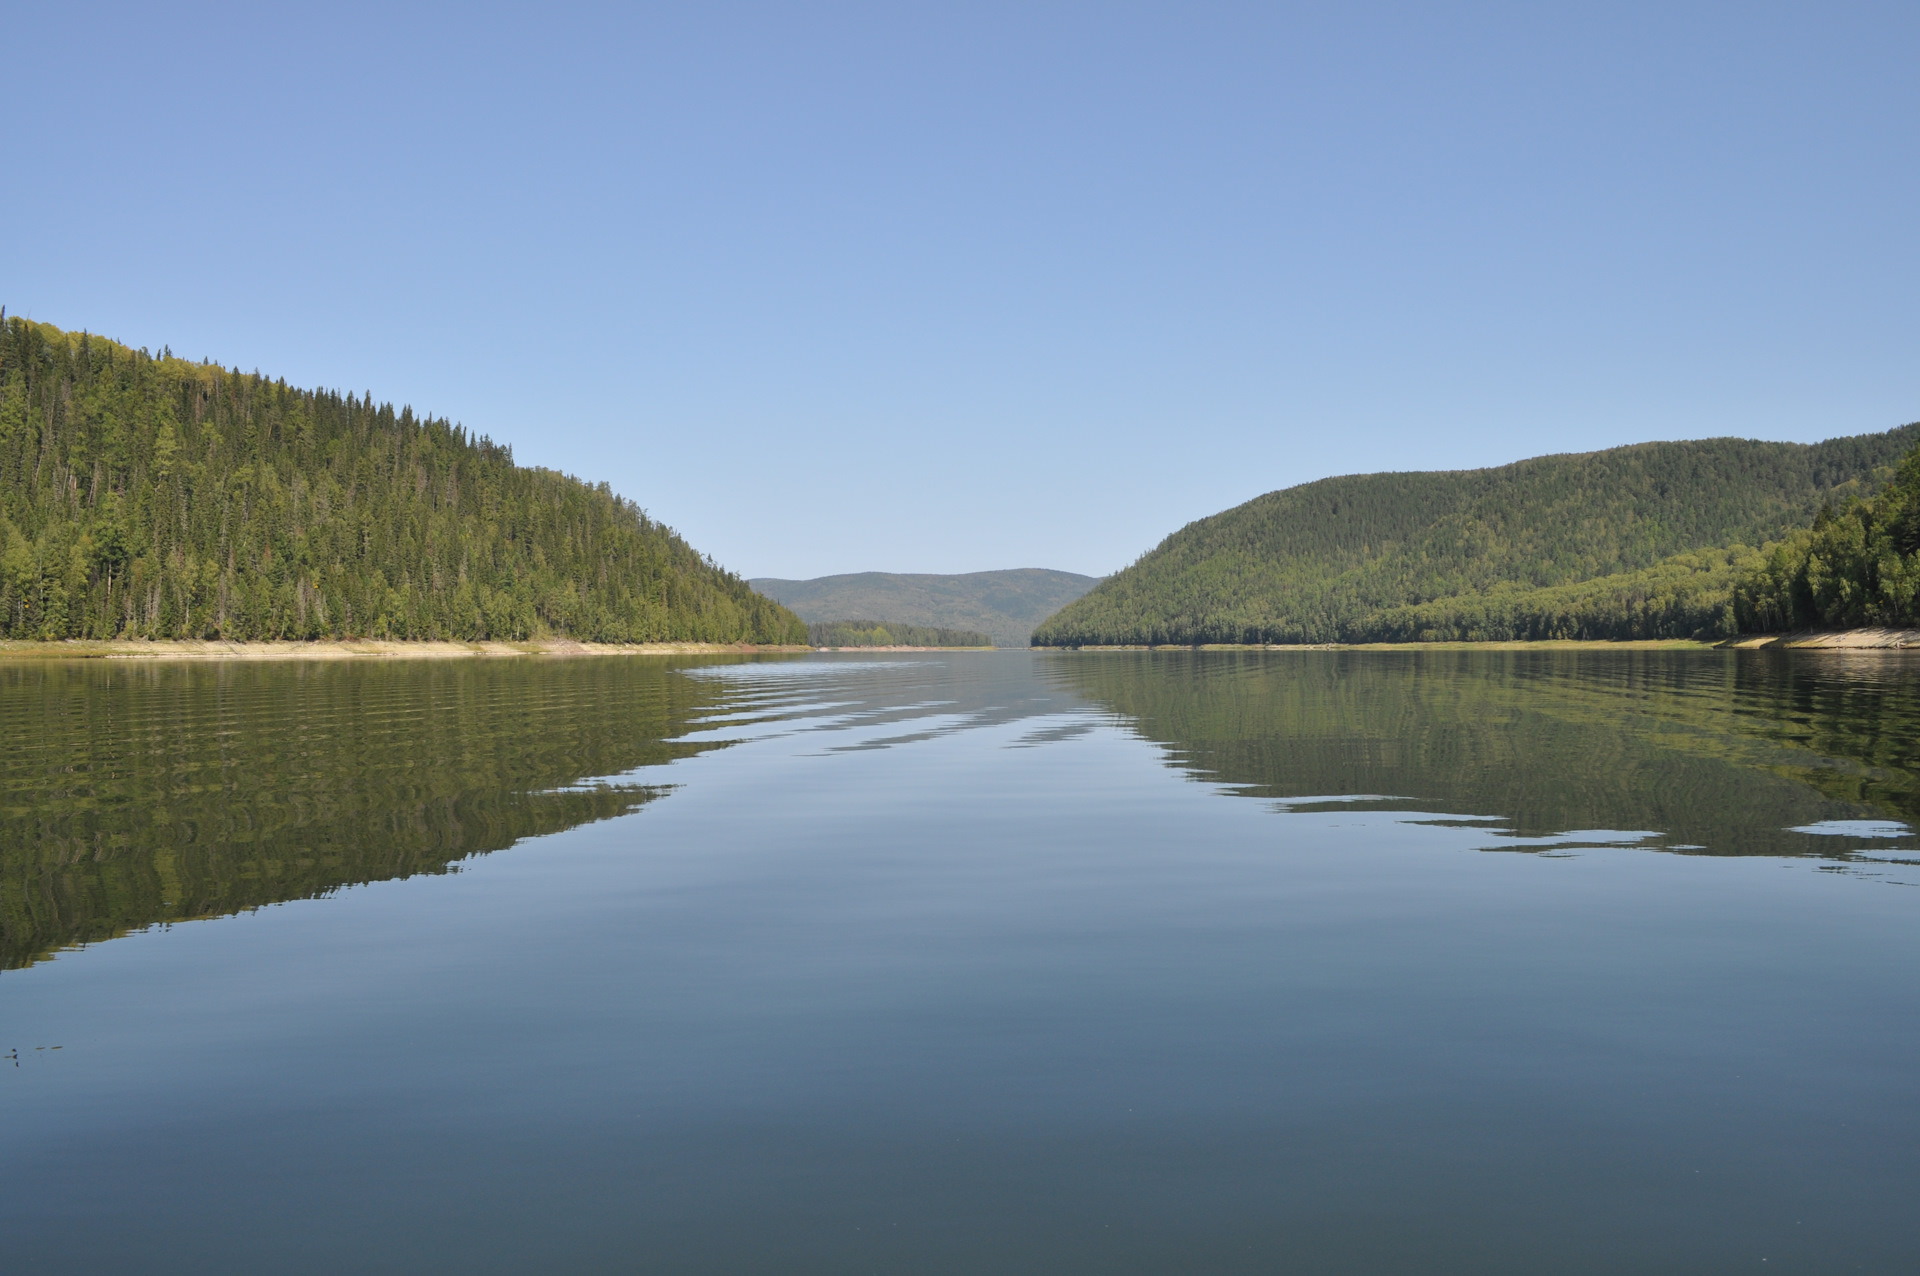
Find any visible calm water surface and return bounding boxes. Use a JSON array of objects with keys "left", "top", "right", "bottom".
[{"left": 3, "top": 649, "right": 1918, "bottom": 1272}]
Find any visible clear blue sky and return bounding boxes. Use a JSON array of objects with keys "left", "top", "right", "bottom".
[{"left": 5, "top": 3, "right": 1916, "bottom": 579}]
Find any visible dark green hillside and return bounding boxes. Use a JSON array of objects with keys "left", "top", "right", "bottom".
[
  {"left": 1035, "top": 426, "right": 1920, "bottom": 647},
  {"left": 0, "top": 316, "right": 806, "bottom": 644},
  {"left": 1361, "top": 545, "right": 1760, "bottom": 643},
  {"left": 753, "top": 568, "right": 1097, "bottom": 648},
  {"left": 1734, "top": 440, "right": 1920, "bottom": 631}
]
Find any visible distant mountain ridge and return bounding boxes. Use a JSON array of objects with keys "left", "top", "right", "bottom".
[
  {"left": 1034, "top": 424, "right": 1920, "bottom": 646},
  {"left": 751, "top": 568, "right": 1098, "bottom": 647}
]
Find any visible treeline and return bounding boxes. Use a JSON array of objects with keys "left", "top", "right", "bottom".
[
  {"left": 808, "top": 619, "right": 993, "bottom": 647},
  {"left": 1734, "top": 443, "right": 1920, "bottom": 631},
  {"left": 0, "top": 315, "right": 806, "bottom": 644},
  {"left": 1355, "top": 546, "right": 1756, "bottom": 642},
  {"left": 1351, "top": 442, "right": 1920, "bottom": 642},
  {"left": 1035, "top": 426, "right": 1920, "bottom": 647}
]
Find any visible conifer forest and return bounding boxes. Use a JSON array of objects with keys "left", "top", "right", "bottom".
[{"left": 0, "top": 318, "right": 806, "bottom": 644}]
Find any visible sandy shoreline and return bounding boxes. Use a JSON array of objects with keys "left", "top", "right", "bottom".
[
  {"left": 1043, "top": 630, "right": 1920, "bottom": 652},
  {"left": 1719, "top": 627, "right": 1920, "bottom": 650},
  {"left": 1047, "top": 640, "right": 1712, "bottom": 652},
  {"left": 0, "top": 638, "right": 815, "bottom": 661},
  {"left": 3, "top": 629, "right": 1914, "bottom": 660}
]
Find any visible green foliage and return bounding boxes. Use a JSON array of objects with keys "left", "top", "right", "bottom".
[
  {"left": 0, "top": 316, "right": 806, "bottom": 644},
  {"left": 1733, "top": 442, "right": 1920, "bottom": 631},
  {"left": 808, "top": 619, "right": 993, "bottom": 647},
  {"left": 1359, "top": 546, "right": 1757, "bottom": 642},
  {"left": 1035, "top": 428, "right": 1920, "bottom": 646}
]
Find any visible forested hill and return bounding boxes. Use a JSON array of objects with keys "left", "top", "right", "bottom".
[
  {"left": 0, "top": 316, "right": 805, "bottom": 643},
  {"left": 1034, "top": 426, "right": 1920, "bottom": 647}
]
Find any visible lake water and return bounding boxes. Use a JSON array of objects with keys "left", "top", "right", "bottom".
[{"left": 3, "top": 649, "right": 1918, "bottom": 1272}]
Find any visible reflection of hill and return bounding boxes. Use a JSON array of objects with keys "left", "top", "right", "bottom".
[
  {"left": 0, "top": 657, "right": 753, "bottom": 969},
  {"left": 1043, "top": 650, "right": 1920, "bottom": 857}
]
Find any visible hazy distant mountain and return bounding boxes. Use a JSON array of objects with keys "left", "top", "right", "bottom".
[{"left": 751, "top": 569, "right": 1099, "bottom": 647}]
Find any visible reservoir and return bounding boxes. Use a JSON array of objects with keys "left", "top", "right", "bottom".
[{"left": 3, "top": 649, "right": 1917, "bottom": 1271}]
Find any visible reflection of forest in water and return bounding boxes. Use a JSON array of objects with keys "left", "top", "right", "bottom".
[
  {"left": 10, "top": 648, "right": 1919, "bottom": 969},
  {"left": 1044, "top": 649, "right": 1920, "bottom": 860},
  {"left": 0, "top": 653, "right": 1082, "bottom": 971},
  {"left": 0, "top": 657, "right": 774, "bottom": 969}
]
